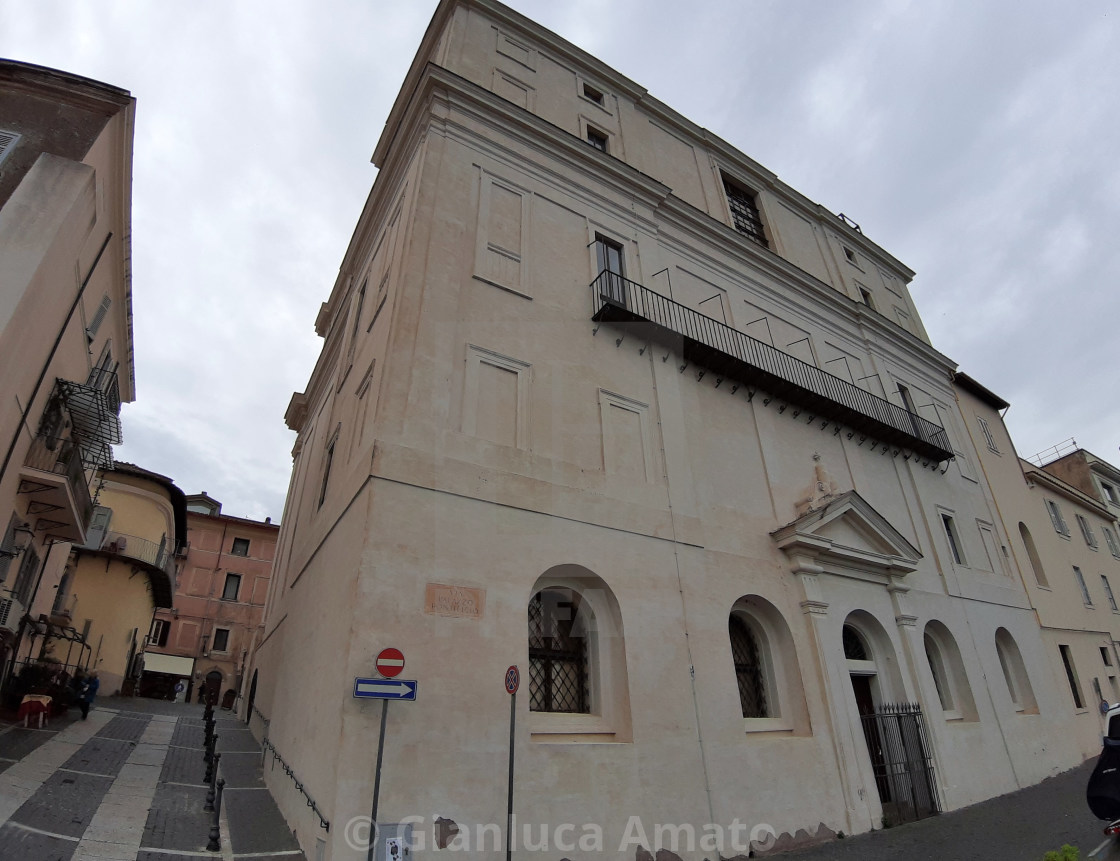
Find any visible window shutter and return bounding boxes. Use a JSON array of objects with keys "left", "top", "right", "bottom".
[
  {"left": 86, "top": 295, "right": 112, "bottom": 340},
  {"left": 0, "top": 130, "right": 20, "bottom": 168}
]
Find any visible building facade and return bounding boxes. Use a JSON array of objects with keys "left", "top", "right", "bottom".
[
  {"left": 252, "top": 3, "right": 1079, "bottom": 859},
  {"left": 140, "top": 493, "right": 277, "bottom": 706},
  {"left": 0, "top": 60, "right": 136, "bottom": 693},
  {"left": 954, "top": 393, "right": 1120, "bottom": 762}
]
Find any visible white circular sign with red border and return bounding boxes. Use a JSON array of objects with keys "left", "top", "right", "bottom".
[{"left": 376, "top": 648, "right": 405, "bottom": 678}]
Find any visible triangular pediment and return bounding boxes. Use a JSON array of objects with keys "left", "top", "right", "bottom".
[{"left": 770, "top": 490, "right": 921, "bottom": 578}]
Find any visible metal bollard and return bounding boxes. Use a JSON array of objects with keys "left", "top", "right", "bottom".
[
  {"left": 206, "top": 777, "right": 225, "bottom": 852},
  {"left": 204, "top": 734, "right": 218, "bottom": 783},
  {"left": 204, "top": 752, "right": 221, "bottom": 812}
]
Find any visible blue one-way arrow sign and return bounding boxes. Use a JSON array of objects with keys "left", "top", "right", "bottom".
[{"left": 354, "top": 677, "right": 418, "bottom": 701}]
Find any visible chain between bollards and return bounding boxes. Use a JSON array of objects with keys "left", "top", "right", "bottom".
[{"left": 206, "top": 777, "right": 225, "bottom": 852}]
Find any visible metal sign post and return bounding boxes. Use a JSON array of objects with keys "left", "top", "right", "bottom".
[
  {"left": 356, "top": 647, "right": 416, "bottom": 861},
  {"left": 505, "top": 665, "right": 519, "bottom": 861}
]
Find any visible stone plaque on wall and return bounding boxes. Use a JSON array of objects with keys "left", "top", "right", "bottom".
[{"left": 424, "top": 583, "right": 485, "bottom": 619}]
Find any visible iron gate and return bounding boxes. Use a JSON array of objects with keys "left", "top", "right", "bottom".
[{"left": 859, "top": 702, "right": 941, "bottom": 824}]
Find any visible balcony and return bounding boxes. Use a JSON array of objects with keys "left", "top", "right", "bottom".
[
  {"left": 55, "top": 366, "right": 123, "bottom": 471},
  {"left": 18, "top": 435, "right": 95, "bottom": 543},
  {"left": 82, "top": 530, "right": 176, "bottom": 608},
  {"left": 590, "top": 272, "right": 954, "bottom": 463}
]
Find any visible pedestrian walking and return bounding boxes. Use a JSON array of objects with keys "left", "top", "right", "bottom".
[{"left": 78, "top": 671, "right": 99, "bottom": 719}]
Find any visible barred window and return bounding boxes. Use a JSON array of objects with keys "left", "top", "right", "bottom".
[
  {"left": 722, "top": 178, "right": 768, "bottom": 248},
  {"left": 729, "top": 614, "right": 768, "bottom": 718},
  {"left": 528, "top": 589, "right": 589, "bottom": 714}
]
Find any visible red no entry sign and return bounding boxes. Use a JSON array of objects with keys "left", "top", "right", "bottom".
[
  {"left": 376, "top": 648, "right": 405, "bottom": 678},
  {"left": 505, "top": 665, "right": 520, "bottom": 694}
]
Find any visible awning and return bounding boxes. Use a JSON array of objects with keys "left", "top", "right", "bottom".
[{"left": 142, "top": 652, "right": 195, "bottom": 677}]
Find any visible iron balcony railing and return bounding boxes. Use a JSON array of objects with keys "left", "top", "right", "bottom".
[
  {"left": 97, "top": 531, "right": 176, "bottom": 579},
  {"left": 590, "top": 271, "right": 954, "bottom": 463},
  {"left": 23, "top": 435, "right": 95, "bottom": 531}
]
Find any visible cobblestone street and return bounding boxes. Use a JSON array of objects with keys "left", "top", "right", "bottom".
[{"left": 0, "top": 697, "right": 304, "bottom": 861}]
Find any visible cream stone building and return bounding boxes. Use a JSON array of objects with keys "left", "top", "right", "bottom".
[
  {"left": 0, "top": 60, "right": 135, "bottom": 693},
  {"left": 251, "top": 3, "right": 1081, "bottom": 859},
  {"left": 955, "top": 398, "right": 1120, "bottom": 762}
]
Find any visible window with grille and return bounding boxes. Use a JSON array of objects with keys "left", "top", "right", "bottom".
[
  {"left": 528, "top": 589, "right": 589, "bottom": 714},
  {"left": 729, "top": 614, "right": 768, "bottom": 718},
  {"left": 722, "top": 177, "right": 768, "bottom": 248}
]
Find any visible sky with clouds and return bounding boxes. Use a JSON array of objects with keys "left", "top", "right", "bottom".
[{"left": 2, "top": 0, "right": 1117, "bottom": 521}]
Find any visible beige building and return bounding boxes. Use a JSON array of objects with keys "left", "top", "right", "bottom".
[
  {"left": 140, "top": 493, "right": 278, "bottom": 706},
  {"left": 252, "top": 3, "right": 1081, "bottom": 859},
  {"left": 0, "top": 60, "right": 135, "bottom": 693}
]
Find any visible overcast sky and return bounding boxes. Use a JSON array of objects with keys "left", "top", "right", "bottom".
[{"left": 2, "top": 1, "right": 1117, "bottom": 521}]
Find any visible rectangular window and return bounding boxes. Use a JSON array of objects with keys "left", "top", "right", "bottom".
[
  {"left": 230, "top": 537, "right": 250, "bottom": 557},
  {"left": 212, "top": 628, "right": 230, "bottom": 653},
  {"left": 722, "top": 177, "right": 768, "bottom": 248},
  {"left": 1104, "top": 575, "right": 1119, "bottom": 612},
  {"left": 1102, "top": 482, "right": 1119, "bottom": 505},
  {"left": 977, "top": 417, "right": 999, "bottom": 452},
  {"left": 942, "top": 514, "right": 965, "bottom": 565},
  {"left": 1074, "top": 566, "right": 1093, "bottom": 605},
  {"left": 1077, "top": 514, "right": 1099, "bottom": 549},
  {"left": 1104, "top": 526, "right": 1120, "bottom": 559},
  {"left": 593, "top": 235, "right": 625, "bottom": 306},
  {"left": 222, "top": 573, "right": 242, "bottom": 601},
  {"left": 150, "top": 618, "right": 170, "bottom": 648},
  {"left": 1046, "top": 499, "right": 1070, "bottom": 536},
  {"left": 1060, "top": 644, "right": 1085, "bottom": 709},
  {"left": 858, "top": 287, "right": 875, "bottom": 309},
  {"left": 318, "top": 438, "right": 336, "bottom": 510},
  {"left": 582, "top": 82, "right": 604, "bottom": 105},
  {"left": 586, "top": 127, "right": 608, "bottom": 152},
  {"left": 1103, "top": 647, "right": 1114, "bottom": 667}
]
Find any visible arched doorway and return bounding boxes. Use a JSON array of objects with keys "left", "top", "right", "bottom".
[{"left": 843, "top": 616, "right": 940, "bottom": 824}]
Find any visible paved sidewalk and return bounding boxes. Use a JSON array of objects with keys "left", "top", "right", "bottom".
[{"left": 0, "top": 697, "right": 305, "bottom": 861}]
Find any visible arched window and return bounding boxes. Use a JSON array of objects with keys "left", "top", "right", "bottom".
[
  {"left": 1019, "top": 523, "right": 1048, "bottom": 587},
  {"left": 843, "top": 624, "right": 869, "bottom": 661},
  {"left": 924, "top": 633, "right": 954, "bottom": 712},
  {"left": 525, "top": 566, "right": 632, "bottom": 741},
  {"left": 923, "top": 621, "right": 978, "bottom": 721},
  {"left": 528, "top": 588, "right": 589, "bottom": 714},
  {"left": 729, "top": 614, "right": 768, "bottom": 718},
  {"left": 995, "top": 627, "right": 1038, "bottom": 714},
  {"left": 727, "top": 596, "right": 810, "bottom": 733}
]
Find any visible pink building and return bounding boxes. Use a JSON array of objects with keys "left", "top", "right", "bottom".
[{"left": 140, "top": 493, "right": 277, "bottom": 707}]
